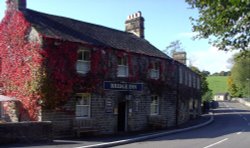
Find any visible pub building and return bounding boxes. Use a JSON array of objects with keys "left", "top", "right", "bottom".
[{"left": 0, "top": 0, "right": 201, "bottom": 137}]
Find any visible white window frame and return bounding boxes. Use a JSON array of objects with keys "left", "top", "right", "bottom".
[
  {"left": 117, "top": 56, "right": 129, "bottom": 77},
  {"left": 193, "top": 75, "right": 196, "bottom": 88},
  {"left": 150, "top": 95, "right": 159, "bottom": 115},
  {"left": 150, "top": 62, "right": 160, "bottom": 79},
  {"left": 76, "top": 49, "right": 91, "bottom": 74},
  {"left": 75, "top": 93, "right": 91, "bottom": 118}
]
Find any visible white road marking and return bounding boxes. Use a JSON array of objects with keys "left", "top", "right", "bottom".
[{"left": 203, "top": 138, "right": 228, "bottom": 148}]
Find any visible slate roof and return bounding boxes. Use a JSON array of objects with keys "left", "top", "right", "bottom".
[{"left": 21, "top": 9, "right": 170, "bottom": 59}]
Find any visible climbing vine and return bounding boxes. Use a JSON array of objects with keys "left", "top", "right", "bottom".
[{"left": 0, "top": 9, "right": 43, "bottom": 120}]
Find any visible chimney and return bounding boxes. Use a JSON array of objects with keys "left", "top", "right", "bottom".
[
  {"left": 125, "top": 11, "right": 145, "bottom": 38},
  {"left": 7, "top": 0, "right": 27, "bottom": 10},
  {"left": 172, "top": 51, "right": 187, "bottom": 65}
]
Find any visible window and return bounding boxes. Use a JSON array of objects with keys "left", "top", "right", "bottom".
[
  {"left": 193, "top": 75, "right": 196, "bottom": 88},
  {"left": 117, "top": 56, "right": 128, "bottom": 77},
  {"left": 197, "top": 78, "right": 200, "bottom": 89},
  {"left": 185, "top": 71, "right": 188, "bottom": 85},
  {"left": 150, "top": 95, "right": 159, "bottom": 115},
  {"left": 179, "top": 67, "right": 183, "bottom": 84},
  {"left": 76, "top": 49, "right": 91, "bottom": 74},
  {"left": 75, "top": 93, "right": 91, "bottom": 118},
  {"left": 189, "top": 73, "right": 192, "bottom": 87},
  {"left": 150, "top": 62, "right": 160, "bottom": 79}
]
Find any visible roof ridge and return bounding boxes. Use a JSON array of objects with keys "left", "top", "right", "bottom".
[{"left": 24, "top": 8, "right": 138, "bottom": 37}]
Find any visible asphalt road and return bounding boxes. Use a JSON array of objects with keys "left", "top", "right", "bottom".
[{"left": 114, "top": 101, "right": 250, "bottom": 148}]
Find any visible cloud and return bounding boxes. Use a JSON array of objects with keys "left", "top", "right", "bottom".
[{"left": 188, "top": 46, "right": 238, "bottom": 73}]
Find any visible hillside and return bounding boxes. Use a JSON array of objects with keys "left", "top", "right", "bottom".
[{"left": 207, "top": 76, "right": 228, "bottom": 95}]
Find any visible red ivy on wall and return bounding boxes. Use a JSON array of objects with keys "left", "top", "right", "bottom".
[{"left": 0, "top": 10, "right": 43, "bottom": 121}]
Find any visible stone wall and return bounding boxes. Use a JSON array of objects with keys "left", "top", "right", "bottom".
[
  {"left": 0, "top": 121, "right": 52, "bottom": 144},
  {"left": 41, "top": 111, "right": 74, "bottom": 138},
  {"left": 39, "top": 43, "right": 201, "bottom": 137}
]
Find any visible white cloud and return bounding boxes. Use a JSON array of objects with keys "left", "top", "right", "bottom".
[{"left": 188, "top": 46, "right": 238, "bottom": 73}]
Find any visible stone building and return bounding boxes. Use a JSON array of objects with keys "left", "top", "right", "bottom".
[{"left": 0, "top": 0, "right": 201, "bottom": 137}]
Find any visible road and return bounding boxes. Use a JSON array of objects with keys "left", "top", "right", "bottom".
[
  {"left": 1, "top": 101, "right": 249, "bottom": 148},
  {"left": 114, "top": 101, "right": 250, "bottom": 148}
]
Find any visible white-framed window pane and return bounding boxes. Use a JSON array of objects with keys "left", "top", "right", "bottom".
[
  {"left": 150, "top": 96, "right": 159, "bottom": 115},
  {"left": 77, "top": 50, "right": 91, "bottom": 74},
  {"left": 76, "top": 93, "right": 91, "bottom": 118},
  {"left": 76, "top": 105, "right": 89, "bottom": 117},
  {"left": 76, "top": 61, "right": 90, "bottom": 74},
  {"left": 150, "top": 69, "right": 159, "bottom": 79},
  {"left": 117, "top": 65, "right": 128, "bottom": 77}
]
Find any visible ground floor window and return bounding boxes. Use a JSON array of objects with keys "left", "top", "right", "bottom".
[
  {"left": 75, "top": 93, "right": 91, "bottom": 118},
  {"left": 150, "top": 95, "right": 159, "bottom": 115}
]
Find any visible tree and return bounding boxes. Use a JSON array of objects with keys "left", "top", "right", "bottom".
[
  {"left": 201, "top": 70, "right": 210, "bottom": 77},
  {"left": 228, "top": 76, "right": 241, "bottom": 97},
  {"left": 186, "top": 0, "right": 250, "bottom": 51},
  {"left": 230, "top": 51, "right": 250, "bottom": 98},
  {"left": 164, "top": 40, "right": 184, "bottom": 57}
]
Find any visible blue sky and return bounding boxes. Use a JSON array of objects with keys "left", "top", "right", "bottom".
[{"left": 0, "top": 0, "right": 237, "bottom": 73}]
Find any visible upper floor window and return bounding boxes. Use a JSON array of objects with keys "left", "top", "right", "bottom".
[
  {"left": 150, "top": 95, "right": 159, "bottom": 115},
  {"left": 150, "top": 62, "right": 160, "bottom": 79},
  {"left": 117, "top": 56, "right": 128, "bottom": 77},
  {"left": 179, "top": 67, "right": 183, "bottom": 84},
  {"left": 189, "top": 73, "right": 192, "bottom": 87},
  {"left": 75, "top": 93, "right": 91, "bottom": 118},
  {"left": 197, "top": 78, "right": 200, "bottom": 89},
  {"left": 76, "top": 49, "right": 91, "bottom": 74},
  {"left": 185, "top": 71, "right": 188, "bottom": 86},
  {"left": 192, "top": 75, "right": 196, "bottom": 88}
]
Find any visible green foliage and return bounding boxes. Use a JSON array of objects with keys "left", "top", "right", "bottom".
[
  {"left": 230, "top": 51, "right": 250, "bottom": 98},
  {"left": 207, "top": 76, "right": 228, "bottom": 95},
  {"left": 227, "top": 76, "right": 242, "bottom": 97},
  {"left": 202, "top": 90, "right": 213, "bottom": 102},
  {"left": 186, "top": 0, "right": 250, "bottom": 51}
]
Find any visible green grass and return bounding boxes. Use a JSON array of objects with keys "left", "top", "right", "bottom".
[{"left": 207, "top": 76, "right": 228, "bottom": 95}]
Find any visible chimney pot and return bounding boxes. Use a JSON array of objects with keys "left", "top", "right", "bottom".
[{"left": 125, "top": 11, "right": 145, "bottom": 38}]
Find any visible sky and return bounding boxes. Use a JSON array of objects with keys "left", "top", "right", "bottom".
[{"left": 0, "top": 0, "right": 237, "bottom": 73}]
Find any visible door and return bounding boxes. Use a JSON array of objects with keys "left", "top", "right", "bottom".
[{"left": 117, "top": 101, "right": 126, "bottom": 132}]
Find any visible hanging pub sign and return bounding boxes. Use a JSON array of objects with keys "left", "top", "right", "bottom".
[{"left": 103, "top": 81, "right": 143, "bottom": 91}]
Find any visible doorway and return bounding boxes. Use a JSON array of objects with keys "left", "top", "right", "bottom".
[{"left": 117, "top": 101, "right": 127, "bottom": 132}]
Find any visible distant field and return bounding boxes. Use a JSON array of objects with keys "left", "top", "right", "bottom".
[{"left": 207, "top": 76, "right": 228, "bottom": 95}]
